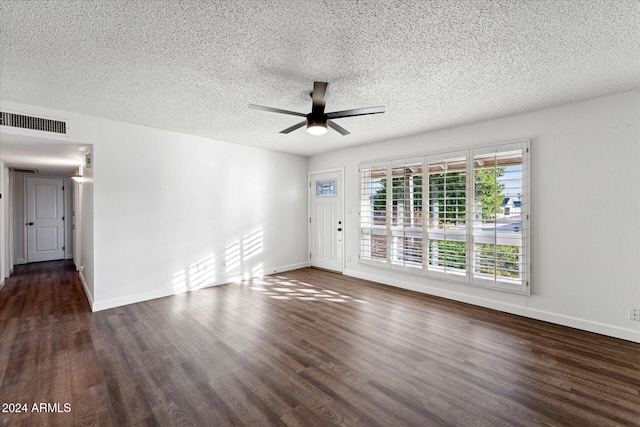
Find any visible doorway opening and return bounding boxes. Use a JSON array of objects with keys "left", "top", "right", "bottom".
[{"left": 0, "top": 135, "right": 93, "bottom": 308}]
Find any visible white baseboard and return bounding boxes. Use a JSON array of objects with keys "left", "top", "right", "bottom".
[
  {"left": 91, "top": 261, "right": 310, "bottom": 312},
  {"left": 344, "top": 269, "right": 640, "bottom": 343},
  {"left": 92, "top": 287, "right": 175, "bottom": 312},
  {"left": 264, "top": 261, "right": 310, "bottom": 275},
  {"left": 0, "top": 268, "right": 15, "bottom": 292},
  {"left": 79, "top": 270, "right": 94, "bottom": 308}
]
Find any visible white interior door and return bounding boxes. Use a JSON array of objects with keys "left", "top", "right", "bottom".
[
  {"left": 26, "top": 177, "right": 65, "bottom": 263},
  {"left": 310, "top": 169, "right": 344, "bottom": 272}
]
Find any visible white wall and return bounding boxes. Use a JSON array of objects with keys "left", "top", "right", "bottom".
[
  {"left": 78, "top": 164, "right": 94, "bottom": 305},
  {"left": 64, "top": 177, "right": 73, "bottom": 260},
  {"left": 309, "top": 91, "right": 640, "bottom": 343},
  {"left": 0, "top": 161, "right": 6, "bottom": 286},
  {"left": 12, "top": 172, "right": 25, "bottom": 265},
  {"left": 1, "top": 100, "right": 309, "bottom": 311},
  {"left": 7, "top": 170, "right": 15, "bottom": 275},
  {"left": 89, "top": 123, "right": 308, "bottom": 310}
]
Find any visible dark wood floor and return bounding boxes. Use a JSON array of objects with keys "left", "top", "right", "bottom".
[{"left": 0, "top": 261, "right": 638, "bottom": 427}]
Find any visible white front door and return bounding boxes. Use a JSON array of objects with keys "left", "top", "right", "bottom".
[
  {"left": 310, "top": 169, "right": 344, "bottom": 272},
  {"left": 26, "top": 177, "right": 65, "bottom": 263}
]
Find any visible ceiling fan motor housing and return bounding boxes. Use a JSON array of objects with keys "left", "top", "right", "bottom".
[{"left": 306, "top": 113, "right": 327, "bottom": 128}]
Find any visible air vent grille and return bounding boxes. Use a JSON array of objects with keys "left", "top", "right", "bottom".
[
  {"left": 0, "top": 111, "right": 66, "bottom": 134},
  {"left": 9, "top": 168, "right": 39, "bottom": 174}
]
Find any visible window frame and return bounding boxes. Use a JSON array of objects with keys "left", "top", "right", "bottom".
[{"left": 359, "top": 140, "right": 530, "bottom": 294}]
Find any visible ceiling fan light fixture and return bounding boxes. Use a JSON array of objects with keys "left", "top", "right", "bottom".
[
  {"left": 307, "top": 123, "right": 327, "bottom": 135},
  {"left": 306, "top": 115, "right": 328, "bottom": 135}
]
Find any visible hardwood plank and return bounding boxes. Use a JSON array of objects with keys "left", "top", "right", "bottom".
[{"left": 1, "top": 261, "right": 639, "bottom": 426}]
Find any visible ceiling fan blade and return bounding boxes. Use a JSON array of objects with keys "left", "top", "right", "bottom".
[
  {"left": 326, "top": 106, "right": 385, "bottom": 119},
  {"left": 249, "top": 104, "right": 306, "bottom": 117},
  {"left": 327, "top": 120, "right": 350, "bottom": 136},
  {"left": 312, "top": 82, "right": 328, "bottom": 110},
  {"left": 279, "top": 120, "right": 307, "bottom": 134}
]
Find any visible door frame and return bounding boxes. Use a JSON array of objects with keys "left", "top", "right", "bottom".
[{"left": 308, "top": 167, "right": 345, "bottom": 273}]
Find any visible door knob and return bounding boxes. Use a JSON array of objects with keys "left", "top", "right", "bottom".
[{"left": 27, "top": 222, "right": 34, "bottom": 226}]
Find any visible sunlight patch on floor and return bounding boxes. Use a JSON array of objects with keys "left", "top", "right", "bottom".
[{"left": 244, "top": 274, "right": 366, "bottom": 304}]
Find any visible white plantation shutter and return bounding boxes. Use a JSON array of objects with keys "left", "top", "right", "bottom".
[
  {"left": 472, "top": 142, "right": 529, "bottom": 292},
  {"left": 358, "top": 140, "right": 529, "bottom": 294},
  {"left": 425, "top": 153, "right": 468, "bottom": 280},
  {"left": 390, "top": 160, "right": 423, "bottom": 270},
  {"left": 360, "top": 163, "right": 388, "bottom": 264}
]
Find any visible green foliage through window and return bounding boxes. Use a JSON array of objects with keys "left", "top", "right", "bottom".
[
  {"left": 428, "top": 170, "right": 466, "bottom": 224},
  {"left": 474, "top": 168, "right": 506, "bottom": 220},
  {"left": 474, "top": 244, "right": 521, "bottom": 278},
  {"left": 428, "top": 240, "right": 466, "bottom": 270}
]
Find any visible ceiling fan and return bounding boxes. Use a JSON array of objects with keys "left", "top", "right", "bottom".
[{"left": 249, "top": 81, "right": 385, "bottom": 136}]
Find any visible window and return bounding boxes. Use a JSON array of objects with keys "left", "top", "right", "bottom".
[
  {"left": 390, "top": 160, "right": 423, "bottom": 270},
  {"left": 316, "top": 179, "right": 336, "bottom": 197},
  {"left": 472, "top": 146, "right": 525, "bottom": 288},
  {"left": 426, "top": 153, "right": 467, "bottom": 279},
  {"left": 359, "top": 141, "right": 529, "bottom": 294},
  {"left": 360, "top": 163, "right": 388, "bottom": 264}
]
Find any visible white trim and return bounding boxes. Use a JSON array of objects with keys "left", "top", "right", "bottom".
[
  {"left": 91, "top": 261, "right": 309, "bottom": 312},
  {"left": 308, "top": 167, "right": 346, "bottom": 273},
  {"left": 344, "top": 269, "right": 640, "bottom": 343},
  {"left": 79, "top": 269, "right": 93, "bottom": 308},
  {"left": 0, "top": 266, "right": 15, "bottom": 291},
  {"left": 264, "top": 261, "right": 310, "bottom": 275},
  {"left": 360, "top": 139, "right": 529, "bottom": 170}
]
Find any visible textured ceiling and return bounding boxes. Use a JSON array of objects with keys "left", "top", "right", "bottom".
[{"left": 1, "top": 0, "right": 639, "bottom": 159}]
